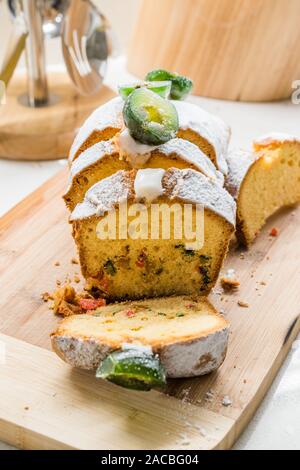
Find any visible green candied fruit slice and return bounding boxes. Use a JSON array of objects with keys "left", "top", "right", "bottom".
[
  {"left": 145, "top": 69, "right": 193, "bottom": 100},
  {"left": 123, "top": 88, "right": 179, "bottom": 145},
  {"left": 118, "top": 82, "right": 144, "bottom": 100},
  {"left": 96, "top": 349, "right": 166, "bottom": 391},
  {"left": 147, "top": 81, "right": 172, "bottom": 98},
  {"left": 118, "top": 81, "right": 172, "bottom": 100}
]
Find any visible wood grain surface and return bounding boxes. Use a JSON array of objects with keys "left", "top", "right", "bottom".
[{"left": 0, "top": 168, "right": 299, "bottom": 449}]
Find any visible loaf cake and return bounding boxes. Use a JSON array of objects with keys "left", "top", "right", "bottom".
[
  {"left": 64, "top": 135, "right": 224, "bottom": 211},
  {"left": 226, "top": 133, "right": 300, "bottom": 245},
  {"left": 68, "top": 96, "right": 230, "bottom": 174},
  {"left": 70, "top": 167, "right": 236, "bottom": 300},
  {"left": 51, "top": 295, "right": 229, "bottom": 378}
]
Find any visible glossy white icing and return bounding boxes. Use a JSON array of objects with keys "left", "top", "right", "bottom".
[
  {"left": 115, "top": 128, "right": 158, "bottom": 167},
  {"left": 134, "top": 168, "right": 165, "bottom": 203}
]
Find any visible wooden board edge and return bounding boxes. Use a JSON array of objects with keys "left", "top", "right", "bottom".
[
  {"left": 0, "top": 418, "right": 74, "bottom": 450},
  {"left": 0, "top": 333, "right": 234, "bottom": 450}
]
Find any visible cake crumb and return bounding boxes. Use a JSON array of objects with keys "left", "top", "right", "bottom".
[
  {"left": 54, "top": 261, "right": 60, "bottom": 267},
  {"left": 260, "top": 281, "right": 266, "bottom": 286},
  {"left": 238, "top": 300, "right": 249, "bottom": 308},
  {"left": 71, "top": 257, "right": 79, "bottom": 264},
  {"left": 74, "top": 275, "right": 81, "bottom": 284},
  {"left": 41, "top": 291, "right": 53, "bottom": 302},
  {"left": 24, "top": 406, "right": 29, "bottom": 411},
  {"left": 52, "top": 284, "right": 83, "bottom": 316},
  {"left": 221, "top": 269, "right": 240, "bottom": 290},
  {"left": 204, "top": 389, "right": 215, "bottom": 402},
  {"left": 269, "top": 227, "right": 278, "bottom": 237},
  {"left": 56, "top": 279, "right": 61, "bottom": 286},
  {"left": 180, "top": 387, "right": 191, "bottom": 403},
  {"left": 222, "top": 396, "right": 232, "bottom": 407}
]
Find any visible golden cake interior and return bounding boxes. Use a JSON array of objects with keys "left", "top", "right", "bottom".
[
  {"left": 53, "top": 296, "right": 228, "bottom": 349},
  {"left": 73, "top": 200, "right": 233, "bottom": 301},
  {"left": 237, "top": 142, "right": 300, "bottom": 244},
  {"left": 177, "top": 128, "right": 217, "bottom": 168}
]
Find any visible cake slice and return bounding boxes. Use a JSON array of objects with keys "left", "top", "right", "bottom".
[
  {"left": 226, "top": 133, "right": 300, "bottom": 246},
  {"left": 70, "top": 167, "right": 235, "bottom": 300},
  {"left": 51, "top": 295, "right": 229, "bottom": 378},
  {"left": 173, "top": 100, "right": 230, "bottom": 175},
  {"left": 68, "top": 97, "right": 230, "bottom": 174},
  {"left": 69, "top": 97, "right": 124, "bottom": 163},
  {"left": 64, "top": 135, "right": 224, "bottom": 211}
]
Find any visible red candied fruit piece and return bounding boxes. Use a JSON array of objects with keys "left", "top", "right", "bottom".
[{"left": 79, "top": 298, "right": 106, "bottom": 311}]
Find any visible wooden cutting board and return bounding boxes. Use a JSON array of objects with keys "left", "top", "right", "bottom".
[{"left": 0, "top": 168, "right": 299, "bottom": 450}]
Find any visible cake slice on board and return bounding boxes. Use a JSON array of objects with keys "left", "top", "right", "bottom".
[
  {"left": 51, "top": 295, "right": 229, "bottom": 379},
  {"left": 226, "top": 133, "right": 300, "bottom": 246}
]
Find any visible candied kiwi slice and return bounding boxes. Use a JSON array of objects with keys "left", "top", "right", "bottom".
[
  {"left": 145, "top": 69, "right": 193, "bottom": 100},
  {"left": 123, "top": 88, "right": 179, "bottom": 145},
  {"left": 118, "top": 80, "right": 171, "bottom": 100},
  {"left": 96, "top": 349, "right": 166, "bottom": 391}
]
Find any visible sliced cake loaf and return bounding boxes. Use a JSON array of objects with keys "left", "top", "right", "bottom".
[
  {"left": 64, "top": 135, "right": 224, "bottom": 211},
  {"left": 51, "top": 295, "right": 229, "bottom": 378},
  {"left": 68, "top": 97, "right": 230, "bottom": 173},
  {"left": 226, "top": 133, "right": 300, "bottom": 245},
  {"left": 70, "top": 168, "right": 235, "bottom": 300}
]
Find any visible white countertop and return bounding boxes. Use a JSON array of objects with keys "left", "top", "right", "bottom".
[{"left": 0, "top": 57, "right": 300, "bottom": 450}]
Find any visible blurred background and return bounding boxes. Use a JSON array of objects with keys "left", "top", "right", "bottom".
[{"left": 0, "top": 0, "right": 141, "bottom": 65}]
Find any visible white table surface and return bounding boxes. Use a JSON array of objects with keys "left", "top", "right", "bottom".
[{"left": 0, "top": 57, "right": 300, "bottom": 451}]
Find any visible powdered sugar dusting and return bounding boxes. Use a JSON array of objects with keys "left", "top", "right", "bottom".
[
  {"left": 225, "top": 149, "right": 256, "bottom": 199},
  {"left": 166, "top": 168, "right": 236, "bottom": 226},
  {"left": 158, "top": 138, "right": 224, "bottom": 184},
  {"left": 70, "top": 168, "right": 236, "bottom": 226},
  {"left": 69, "top": 97, "right": 124, "bottom": 162},
  {"left": 69, "top": 139, "right": 116, "bottom": 182},
  {"left": 253, "top": 132, "right": 300, "bottom": 149},
  {"left": 173, "top": 100, "right": 230, "bottom": 175},
  {"left": 70, "top": 170, "right": 133, "bottom": 221}
]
